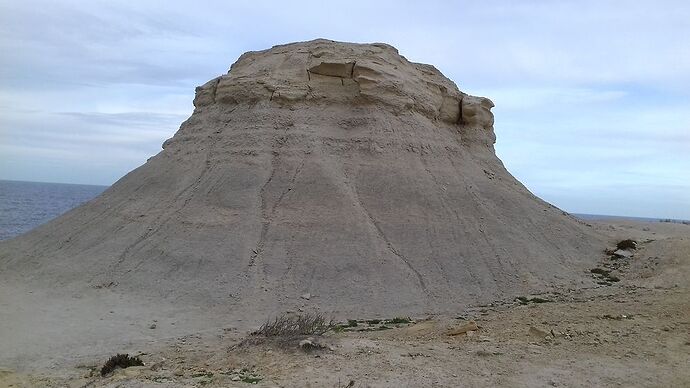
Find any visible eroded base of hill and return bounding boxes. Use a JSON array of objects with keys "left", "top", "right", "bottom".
[{"left": 1, "top": 220, "right": 688, "bottom": 388}]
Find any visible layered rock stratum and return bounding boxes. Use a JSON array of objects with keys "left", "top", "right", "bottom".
[{"left": 0, "top": 39, "right": 604, "bottom": 317}]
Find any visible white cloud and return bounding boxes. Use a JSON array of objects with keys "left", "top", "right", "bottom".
[
  {"left": 0, "top": 0, "right": 688, "bottom": 218},
  {"left": 473, "top": 87, "right": 628, "bottom": 110}
]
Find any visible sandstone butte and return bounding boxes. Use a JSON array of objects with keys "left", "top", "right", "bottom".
[{"left": 0, "top": 39, "right": 605, "bottom": 319}]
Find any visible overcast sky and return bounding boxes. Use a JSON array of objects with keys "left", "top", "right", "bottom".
[{"left": 1, "top": 1, "right": 688, "bottom": 219}]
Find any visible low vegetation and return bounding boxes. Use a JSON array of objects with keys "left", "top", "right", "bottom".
[
  {"left": 331, "top": 317, "right": 413, "bottom": 332},
  {"left": 616, "top": 239, "right": 637, "bottom": 250},
  {"left": 590, "top": 267, "right": 620, "bottom": 284},
  {"left": 248, "top": 312, "right": 416, "bottom": 349},
  {"left": 220, "top": 368, "right": 263, "bottom": 384},
  {"left": 384, "top": 317, "right": 412, "bottom": 324},
  {"left": 601, "top": 314, "right": 633, "bottom": 320},
  {"left": 516, "top": 296, "right": 552, "bottom": 305},
  {"left": 100, "top": 354, "right": 143, "bottom": 376},
  {"left": 252, "top": 312, "right": 332, "bottom": 337}
]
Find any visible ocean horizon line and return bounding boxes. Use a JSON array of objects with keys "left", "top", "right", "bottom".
[{"left": 1, "top": 179, "right": 687, "bottom": 223}]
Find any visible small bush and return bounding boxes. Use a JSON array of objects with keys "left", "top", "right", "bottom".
[
  {"left": 252, "top": 313, "right": 332, "bottom": 337},
  {"left": 591, "top": 267, "right": 621, "bottom": 284},
  {"left": 100, "top": 354, "right": 143, "bottom": 376},
  {"left": 616, "top": 239, "right": 637, "bottom": 250},
  {"left": 517, "top": 296, "right": 552, "bottom": 305},
  {"left": 384, "top": 317, "right": 412, "bottom": 324}
]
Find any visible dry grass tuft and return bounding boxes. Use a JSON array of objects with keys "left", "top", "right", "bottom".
[{"left": 252, "top": 312, "right": 333, "bottom": 337}]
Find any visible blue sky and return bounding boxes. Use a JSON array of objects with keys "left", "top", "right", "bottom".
[{"left": 1, "top": 1, "right": 688, "bottom": 219}]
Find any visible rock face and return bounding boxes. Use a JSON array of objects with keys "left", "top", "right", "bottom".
[{"left": 0, "top": 40, "right": 604, "bottom": 317}]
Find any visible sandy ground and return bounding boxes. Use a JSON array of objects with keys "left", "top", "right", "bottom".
[{"left": 1, "top": 219, "right": 688, "bottom": 388}]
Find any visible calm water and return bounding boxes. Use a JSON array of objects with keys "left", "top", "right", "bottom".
[
  {"left": 572, "top": 213, "right": 689, "bottom": 223},
  {"left": 0, "top": 180, "right": 107, "bottom": 241}
]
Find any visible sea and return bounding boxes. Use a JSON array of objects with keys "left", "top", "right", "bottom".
[
  {"left": 0, "top": 180, "right": 686, "bottom": 242},
  {"left": 0, "top": 180, "right": 108, "bottom": 241}
]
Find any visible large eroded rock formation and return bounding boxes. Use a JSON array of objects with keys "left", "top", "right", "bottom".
[{"left": 0, "top": 40, "right": 603, "bottom": 316}]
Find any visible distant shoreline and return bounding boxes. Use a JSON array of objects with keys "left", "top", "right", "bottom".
[
  {"left": 0, "top": 179, "right": 109, "bottom": 189},
  {"left": 572, "top": 213, "right": 690, "bottom": 224},
  {"left": 0, "top": 179, "right": 687, "bottom": 224}
]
